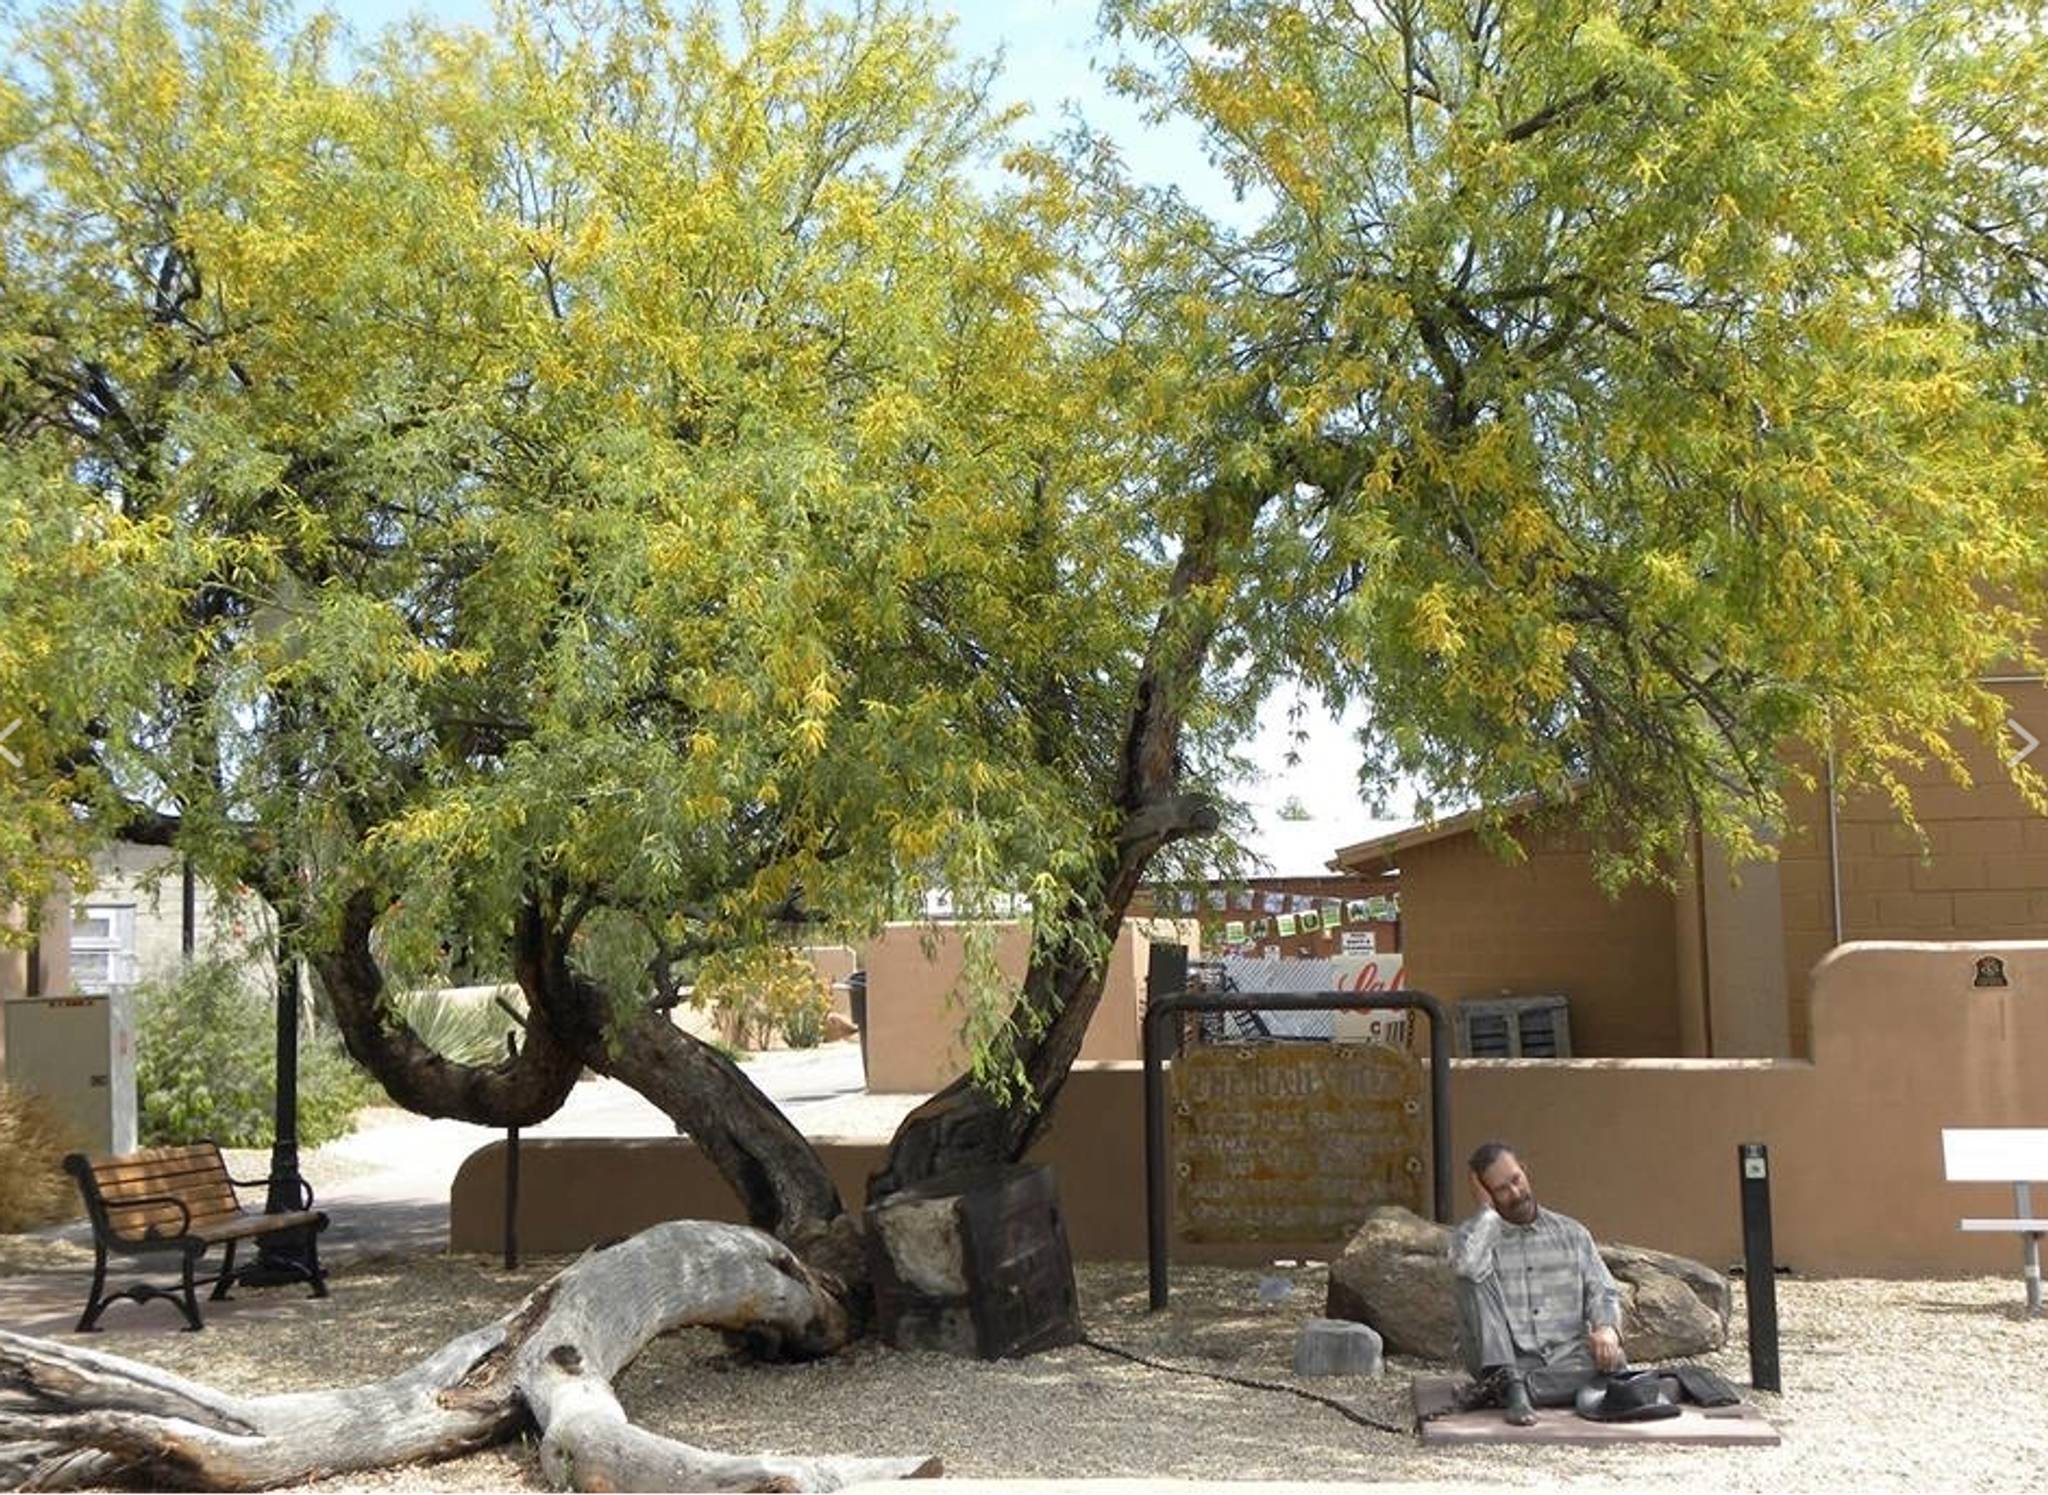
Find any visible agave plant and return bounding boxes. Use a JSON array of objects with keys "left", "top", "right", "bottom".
[{"left": 386, "top": 987, "right": 526, "bottom": 1068}]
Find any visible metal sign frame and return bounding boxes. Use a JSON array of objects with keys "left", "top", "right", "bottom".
[{"left": 1142, "top": 988, "right": 1452, "bottom": 1310}]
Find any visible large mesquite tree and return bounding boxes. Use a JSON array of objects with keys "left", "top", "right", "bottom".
[{"left": 4, "top": 0, "right": 2047, "bottom": 1486}]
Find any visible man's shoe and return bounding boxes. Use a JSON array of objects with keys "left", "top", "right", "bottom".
[{"left": 1503, "top": 1373, "right": 1537, "bottom": 1427}]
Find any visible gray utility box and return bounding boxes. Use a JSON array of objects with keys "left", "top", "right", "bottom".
[
  {"left": 1455, "top": 995, "right": 1572, "bottom": 1058},
  {"left": 3, "top": 992, "right": 138, "bottom": 1154}
]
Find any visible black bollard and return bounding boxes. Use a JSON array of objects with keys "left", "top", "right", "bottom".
[{"left": 1739, "top": 1142, "right": 1780, "bottom": 1392}]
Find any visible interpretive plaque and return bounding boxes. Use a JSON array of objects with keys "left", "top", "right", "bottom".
[{"left": 1170, "top": 1042, "right": 1425, "bottom": 1244}]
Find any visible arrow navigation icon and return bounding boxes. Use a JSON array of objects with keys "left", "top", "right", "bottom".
[
  {"left": 0, "top": 719, "right": 18, "bottom": 769},
  {"left": 2008, "top": 717, "right": 2039, "bottom": 769}
]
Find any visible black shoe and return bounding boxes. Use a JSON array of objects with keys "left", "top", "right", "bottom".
[{"left": 1503, "top": 1372, "right": 1537, "bottom": 1427}]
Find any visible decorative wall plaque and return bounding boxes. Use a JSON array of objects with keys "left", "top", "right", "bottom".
[{"left": 1170, "top": 1041, "right": 1426, "bottom": 1244}]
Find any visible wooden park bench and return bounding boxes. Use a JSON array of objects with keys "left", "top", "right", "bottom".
[
  {"left": 1942, "top": 1128, "right": 2048, "bottom": 1316},
  {"left": 63, "top": 1142, "right": 329, "bottom": 1332}
]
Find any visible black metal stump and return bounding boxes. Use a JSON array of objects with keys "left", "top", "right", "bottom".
[{"left": 1739, "top": 1141, "right": 1781, "bottom": 1392}]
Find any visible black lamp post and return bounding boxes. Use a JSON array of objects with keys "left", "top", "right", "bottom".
[{"left": 246, "top": 948, "right": 315, "bottom": 1282}]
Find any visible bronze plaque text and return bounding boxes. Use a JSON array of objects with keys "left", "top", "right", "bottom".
[{"left": 1170, "top": 1042, "right": 1425, "bottom": 1244}]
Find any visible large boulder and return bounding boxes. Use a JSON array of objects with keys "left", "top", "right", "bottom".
[{"left": 1325, "top": 1206, "right": 1729, "bottom": 1364}]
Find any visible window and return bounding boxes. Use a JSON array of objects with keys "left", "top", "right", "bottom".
[{"left": 69, "top": 903, "right": 137, "bottom": 994}]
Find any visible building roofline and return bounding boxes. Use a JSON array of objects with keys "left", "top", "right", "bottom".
[
  {"left": 1325, "top": 790, "right": 1565, "bottom": 870},
  {"left": 1325, "top": 807, "right": 1491, "bottom": 870}
]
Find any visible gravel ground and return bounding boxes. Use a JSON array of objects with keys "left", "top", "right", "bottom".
[{"left": 4, "top": 1236, "right": 2047, "bottom": 1491}]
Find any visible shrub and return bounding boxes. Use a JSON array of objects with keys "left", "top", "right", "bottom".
[
  {"left": 0, "top": 1083, "right": 82, "bottom": 1231},
  {"left": 135, "top": 957, "right": 378, "bottom": 1148},
  {"left": 691, "top": 947, "right": 831, "bottom": 1052}
]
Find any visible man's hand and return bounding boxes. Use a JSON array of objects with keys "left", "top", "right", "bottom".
[
  {"left": 1468, "top": 1172, "right": 1492, "bottom": 1211},
  {"left": 1588, "top": 1325, "right": 1623, "bottom": 1372}
]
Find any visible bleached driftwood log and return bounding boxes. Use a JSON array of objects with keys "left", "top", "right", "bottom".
[{"left": 0, "top": 1220, "right": 939, "bottom": 1492}]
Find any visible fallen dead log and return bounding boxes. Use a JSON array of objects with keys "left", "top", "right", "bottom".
[{"left": 0, "top": 1220, "right": 940, "bottom": 1492}]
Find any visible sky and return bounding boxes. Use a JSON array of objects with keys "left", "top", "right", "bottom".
[{"left": 328, "top": 0, "right": 1417, "bottom": 874}]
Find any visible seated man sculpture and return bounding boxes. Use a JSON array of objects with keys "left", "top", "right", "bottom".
[{"left": 1449, "top": 1140, "right": 1625, "bottom": 1425}]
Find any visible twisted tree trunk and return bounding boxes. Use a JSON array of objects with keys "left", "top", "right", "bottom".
[
  {"left": 872, "top": 482, "right": 1252, "bottom": 1197},
  {"left": 0, "top": 1222, "right": 937, "bottom": 1493}
]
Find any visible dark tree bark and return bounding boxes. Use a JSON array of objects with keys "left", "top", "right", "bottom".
[
  {"left": 314, "top": 889, "right": 585, "bottom": 1129},
  {"left": 316, "top": 885, "right": 849, "bottom": 1250}
]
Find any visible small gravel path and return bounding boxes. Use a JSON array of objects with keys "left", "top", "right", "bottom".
[{"left": 3, "top": 1233, "right": 2042, "bottom": 1491}]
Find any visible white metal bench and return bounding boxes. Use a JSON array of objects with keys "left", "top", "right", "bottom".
[{"left": 1942, "top": 1128, "right": 2048, "bottom": 1316}]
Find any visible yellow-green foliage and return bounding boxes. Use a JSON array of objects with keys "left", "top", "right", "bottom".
[
  {"left": 2, "top": 0, "right": 2046, "bottom": 1126},
  {"left": 0, "top": 1084, "right": 82, "bottom": 1233},
  {"left": 691, "top": 947, "right": 832, "bottom": 1051},
  {"left": 1100, "top": 0, "right": 2048, "bottom": 881}
]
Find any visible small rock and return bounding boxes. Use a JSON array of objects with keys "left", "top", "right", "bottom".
[
  {"left": 1294, "top": 1317, "right": 1384, "bottom": 1377},
  {"left": 1256, "top": 1275, "right": 1294, "bottom": 1303},
  {"left": 823, "top": 1012, "right": 859, "bottom": 1042}
]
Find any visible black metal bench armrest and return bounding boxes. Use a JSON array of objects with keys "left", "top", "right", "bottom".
[
  {"left": 227, "top": 1172, "right": 316, "bottom": 1211},
  {"left": 98, "top": 1192, "right": 194, "bottom": 1246}
]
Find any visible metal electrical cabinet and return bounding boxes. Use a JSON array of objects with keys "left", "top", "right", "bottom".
[
  {"left": 3, "top": 992, "right": 138, "bottom": 1154},
  {"left": 1455, "top": 995, "right": 1573, "bottom": 1058}
]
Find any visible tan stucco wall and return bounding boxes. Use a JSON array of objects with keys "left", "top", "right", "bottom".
[
  {"left": 86, "top": 845, "right": 275, "bottom": 990},
  {"left": 858, "top": 919, "right": 1195, "bottom": 1093},
  {"left": 1396, "top": 830, "right": 1682, "bottom": 1056},
  {"left": 2, "top": 888, "right": 75, "bottom": 1074},
  {"left": 453, "top": 941, "right": 2048, "bottom": 1275},
  {"left": 1695, "top": 834, "right": 1792, "bottom": 1057},
  {"left": 808, "top": 945, "right": 859, "bottom": 1019}
]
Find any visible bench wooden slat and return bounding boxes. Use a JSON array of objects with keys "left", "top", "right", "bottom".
[
  {"left": 82, "top": 1144, "right": 223, "bottom": 1170},
  {"left": 106, "top": 1207, "right": 241, "bottom": 1235},
  {"left": 190, "top": 1209, "right": 324, "bottom": 1244},
  {"left": 96, "top": 1171, "right": 237, "bottom": 1195},
  {"left": 96, "top": 1170, "right": 234, "bottom": 1194},
  {"left": 93, "top": 1161, "right": 230, "bottom": 1184}
]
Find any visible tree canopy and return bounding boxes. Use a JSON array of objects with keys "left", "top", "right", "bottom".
[
  {"left": 2, "top": 0, "right": 2045, "bottom": 1219},
  {"left": 1097, "top": 0, "right": 2048, "bottom": 873}
]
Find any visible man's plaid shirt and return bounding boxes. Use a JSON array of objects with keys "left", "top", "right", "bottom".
[{"left": 1449, "top": 1205, "right": 1621, "bottom": 1359}]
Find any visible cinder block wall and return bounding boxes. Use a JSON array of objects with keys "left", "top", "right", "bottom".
[
  {"left": 1779, "top": 682, "right": 2048, "bottom": 1054},
  {"left": 1396, "top": 830, "right": 1683, "bottom": 1056}
]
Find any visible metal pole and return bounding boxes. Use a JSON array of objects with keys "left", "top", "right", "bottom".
[
  {"left": 250, "top": 953, "right": 314, "bottom": 1282},
  {"left": 504, "top": 1032, "right": 522, "bottom": 1271},
  {"left": 267, "top": 954, "right": 302, "bottom": 1206},
  {"left": 2017, "top": 1182, "right": 2041, "bottom": 1317},
  {"left": 1144, "top": 1001, "right": 1170, "bottom": 1310},
  {"left": 1426, "top": 1005, "right": 1451, "bottom": 1225},
  {"left": 1739, "top": 1142, "right": 1781, "bottom": 1391},
  {"left": 181, "top": 857, "right": 196, "bottom": 961}
]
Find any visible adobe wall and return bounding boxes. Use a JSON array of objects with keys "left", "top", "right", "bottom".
[
  {"left": 858, "top": 918, "right": 1195, "bottom": 1094},
  {"left": 451, "top": 943, "right": 2048, "bottom": 1275}
]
